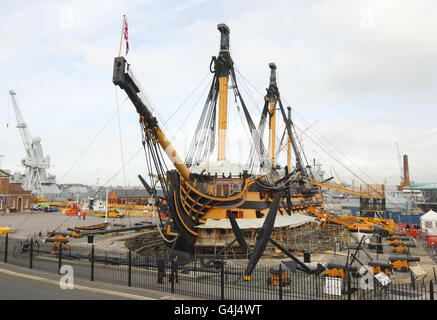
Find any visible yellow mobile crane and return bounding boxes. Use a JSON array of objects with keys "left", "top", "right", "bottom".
[{"left": 311, "top": 179, "right": 394, "bottom": 234}]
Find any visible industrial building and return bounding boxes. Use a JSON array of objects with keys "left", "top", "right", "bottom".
[
  {"left": 108, "top": 188, "right": 161, "bottom": 205},
  {"left": 0, "top": 169, "right": 33, "bottom": 212}
]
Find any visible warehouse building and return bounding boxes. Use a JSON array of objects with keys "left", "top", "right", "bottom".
[{"left": 0, "top": 169, "right": 33, "bottom": 212}]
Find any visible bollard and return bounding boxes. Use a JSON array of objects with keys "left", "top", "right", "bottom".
[
  {"left": 347, "top": 271, "right": 352, "bottom": 300},
  {"left": 430, "top": 280, "right": 434, "bottom": 301},
  {"left": 4, "top": 233, "right": 8, "bottom": 263},
  {"left": 410, "top": 271, "right": 416, "bottom": 290}
]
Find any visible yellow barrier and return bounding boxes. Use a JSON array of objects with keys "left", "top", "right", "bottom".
[
  {"left": 108, "top": 204, "right": 152, "bottom": 210},
  {"left": 94, "top": 210, "right": 154, "bottom": 218},
  {"left": 0, "top": 227, "right": 11, "bottom": 234}
]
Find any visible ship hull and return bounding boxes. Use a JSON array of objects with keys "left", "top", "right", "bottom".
[{"left": 163, "top": 170, "right": 316, "bottom": 256}]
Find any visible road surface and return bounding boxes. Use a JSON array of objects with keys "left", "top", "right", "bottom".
[{"left": 0, "top": 263, "right": 187, "bottom": 300}]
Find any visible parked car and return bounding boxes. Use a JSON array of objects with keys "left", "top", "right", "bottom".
[
  {"left": 31, "top": 203, "right": 50, "bottom": 211},
  {"left": 30, "top": 205, "right": 42, "bottom": 211},
  {"left": 45, "top": 205, "right": 59, "bottom": 212}
]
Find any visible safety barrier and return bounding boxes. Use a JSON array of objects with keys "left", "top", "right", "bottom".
[
  {"left": 0, "top": 234, "right": 435, "bottom": 300},
  {"left": 395, "top": 223, "right": 423, "bottom": 238},
  {"left": 426, "top": 235, "right": 437, "bottom": 247}
]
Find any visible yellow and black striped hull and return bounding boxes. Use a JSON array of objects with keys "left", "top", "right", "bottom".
[{"left": 164, "top": 170, "right": 316, "bottom": 253}]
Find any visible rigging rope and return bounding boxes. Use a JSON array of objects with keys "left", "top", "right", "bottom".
[
  {"left": 128, "top": 69, "right": 188, "bottom": 159},
  {"left": 230, "top": 69, "right": 272, "bottom": 176},
  {"left": 231, "top": 67, "right": 407, "bottom": 208},
  {"left": 58, "top": 96, "right": 129, "bottom": 184},
  {"left": 280, "top": 98, "right": 407, "bottom": 207},
  {"left": 101, "top": 146, "right": 143, "bottom": 188},
  {"left": 164, "top": 72, "right": 211, "bottom": 126},
  {"left": 178, "top": 74, "right": 214, "bottom": 164}
]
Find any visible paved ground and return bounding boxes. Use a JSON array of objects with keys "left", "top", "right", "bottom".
[
  {"left": 0, "top": 211, "right": 146, "bottom": 239},
  {"left": 0, "top": 262, "right": 190, "bottom": 300},
  {"left": 0, "top": 211, "right": 154, "bottom": 255},
  {"left": 1, "top": 212, "right": 436, "bottom": 286},
  {"left": 323, "top": 235, "right": 437, "bottom": 283}
]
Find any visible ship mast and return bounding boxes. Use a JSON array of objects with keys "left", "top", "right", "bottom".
[
  {"left": 255, "top": 64, "right": 306, "bottom": 176},
  {"left": 186, "top": 23, "right": 271, "bottom": 172},
  {"left": 216, "top": 24, "right": 232, "bottom": 161},
  {"left": 287, "top": 106, "right": 292, "bottom": 170},
  {"left": 267, "top": 63, "right": 278, "bottom": 168}
]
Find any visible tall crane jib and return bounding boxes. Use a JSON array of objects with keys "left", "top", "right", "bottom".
[{"left": 8, "top": 90, "right": 54, "bottom": 199}]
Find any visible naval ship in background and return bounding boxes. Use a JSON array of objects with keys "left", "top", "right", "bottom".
[{"left": 318, "top": 154, "right": 430, "bottom": 220}]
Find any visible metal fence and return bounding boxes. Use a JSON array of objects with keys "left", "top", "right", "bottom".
[{"left": 0, "top": 234, "right": 434, "bottom": 300}]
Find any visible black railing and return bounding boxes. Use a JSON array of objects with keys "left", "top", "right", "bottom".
[{"left": 0, "top": 234, "right": 434, "bottom": 300}]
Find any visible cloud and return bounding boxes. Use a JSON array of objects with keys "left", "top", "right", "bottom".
[{"left": 1, "top": 0, "right": 436, "bottom": 188}]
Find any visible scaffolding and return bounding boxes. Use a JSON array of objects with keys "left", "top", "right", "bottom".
[{"left": 282, "top": 223, "right": 341, "bottom": 254}]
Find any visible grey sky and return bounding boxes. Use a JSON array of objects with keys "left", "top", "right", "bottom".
[{"left": 1, "top": 0, "right": 436, "bottom": 187}]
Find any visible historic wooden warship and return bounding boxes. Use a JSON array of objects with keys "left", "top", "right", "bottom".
[{"left": 112, "top": 24, "right": 321, "bottom": 260}]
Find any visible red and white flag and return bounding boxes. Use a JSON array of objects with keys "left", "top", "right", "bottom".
[{"left": 124, "top": 18, "right": 129, "bottom": 55}]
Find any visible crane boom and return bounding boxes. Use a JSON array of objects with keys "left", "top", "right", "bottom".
[
  {"left": 331, "top": 166, "right": 344, "bottom": 188},
  {"left": 9, "top": 90, "right": 34, "bottom": 160},
  {"left": 312, "top": 180, "right": 364, "bottom": 196},
  {"left": 8, "top": 90, "right": 52, "bottom": 199},
  {"left": 308, "top": 206, "right": 394, "bottom": 233}
]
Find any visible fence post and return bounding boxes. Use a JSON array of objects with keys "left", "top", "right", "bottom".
[
  {"left": 29, "top": 237, "right": 33, "bottom": 269},
  {"left": 91, "top": 244, "right": 94, "bottom": 281},
  {"left": 128, "top": 249, "right": 132, "bottom": 287},
  {"left": 430, "top": 280, "right": 434, "bottom": 300},
  {"left": 410, "top": 272, "right": 416, "bottom": 290},
  {"left": 279, "top": 264, "right": 283, "bottom": 301},
  {"left": 4, "top": 233, "right": 8, "bottom": 263},
  {"left": 58, "top": 242, "right": 63, "bottom": 274},
  {"left": 170, "top": 258, "right": 175, "bottom": 294},
  {"left": 220, "top": 261, "right": 225, "bottom": 300}
]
